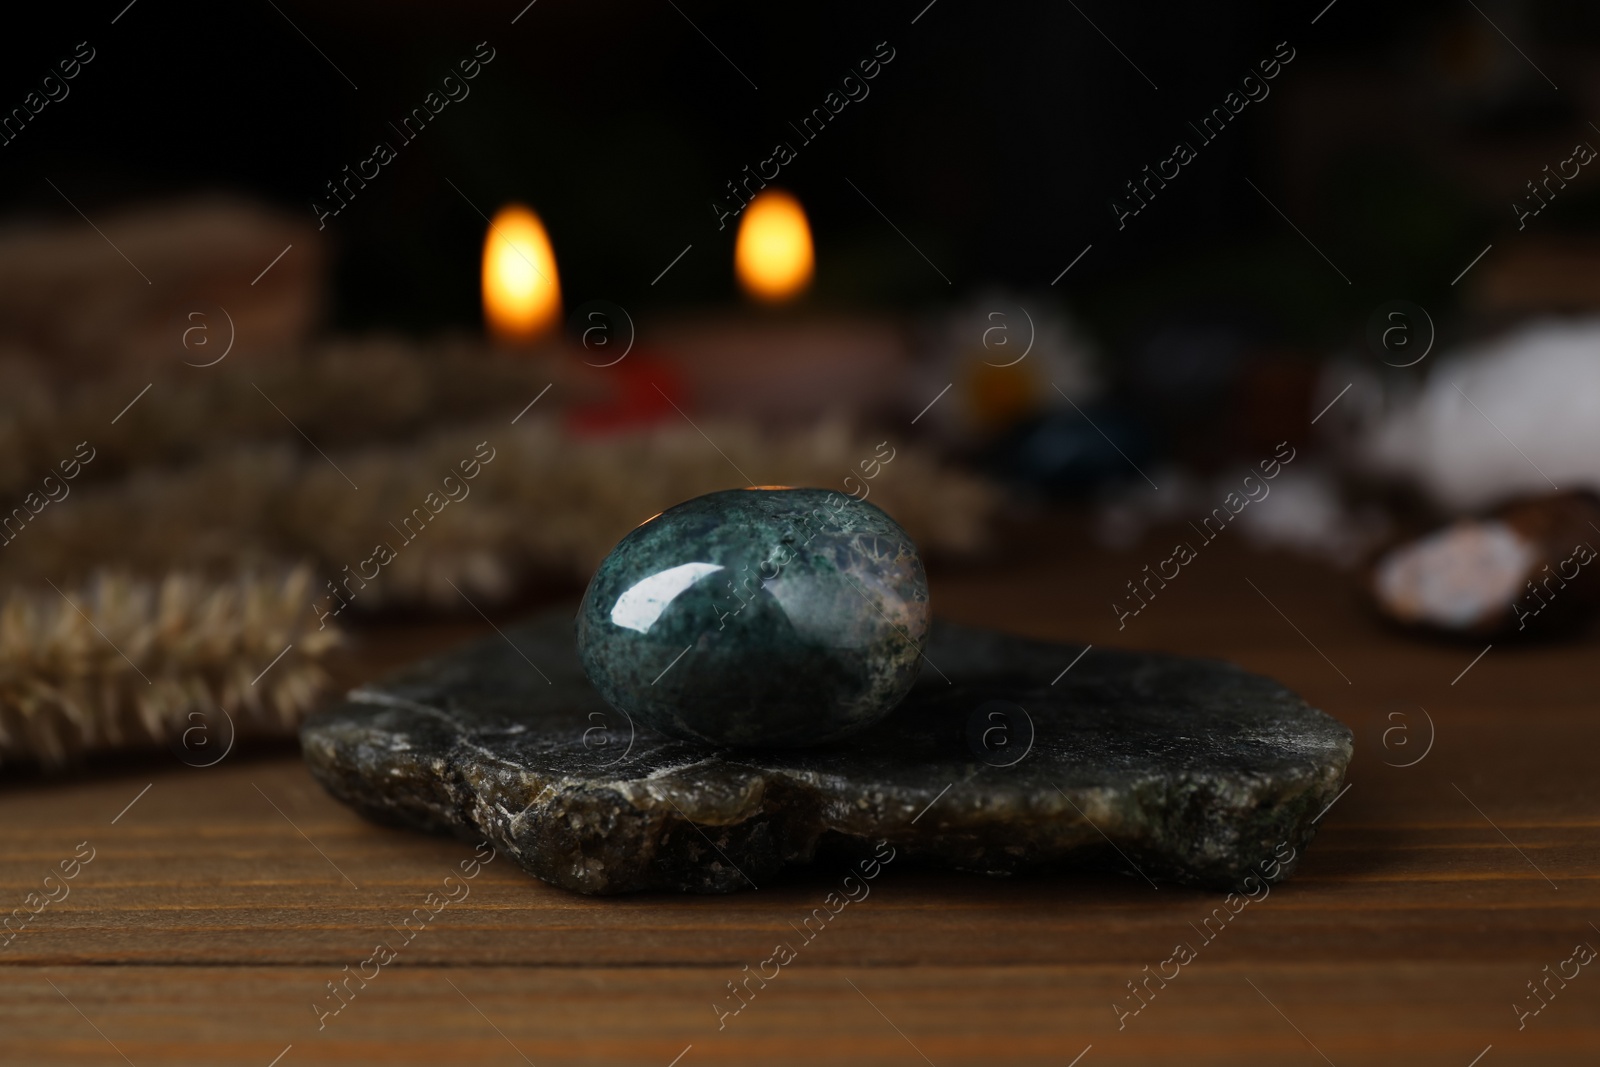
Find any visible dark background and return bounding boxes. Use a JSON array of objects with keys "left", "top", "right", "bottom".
[{"left": 5, "top": 0, "right": 1598, "bottom": 355}]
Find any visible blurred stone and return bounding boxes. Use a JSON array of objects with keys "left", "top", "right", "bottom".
[
  {"left": 301, "top": 608, "right": 1351, "bottom": 895},
  {"left": 1369, "top": 491, "right": 1600, "bottom": 638},
  {"left": 1352, "top": 319, "right": 1600, "bottom": 511}
]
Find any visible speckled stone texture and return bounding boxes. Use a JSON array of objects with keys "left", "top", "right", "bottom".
[
  {"left": 301, "top": 609, "right": 1352, "bottom": 896},
  {"left": 577, "top": 487, "right": 929, "bottom": 748}
]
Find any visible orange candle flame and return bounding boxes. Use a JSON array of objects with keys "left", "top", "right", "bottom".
[
  {"left": 735, "top": 189, "right": 813, "bottom": 303},
  {"left": 482, "top": 203, "right": 561, "bottom": 343}
]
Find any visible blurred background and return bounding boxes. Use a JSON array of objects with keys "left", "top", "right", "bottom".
[{"left": 5, "top": 0, "right": 1600, "bottom": 766}]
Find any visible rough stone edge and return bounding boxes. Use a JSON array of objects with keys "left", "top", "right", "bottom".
[{"left": 301, "top": 694, "right": 1352, "bottom": 896}]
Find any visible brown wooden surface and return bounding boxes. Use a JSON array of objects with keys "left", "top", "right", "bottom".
[{"left": 3, "top": 517, "right": 1598, "bottom": 1065}]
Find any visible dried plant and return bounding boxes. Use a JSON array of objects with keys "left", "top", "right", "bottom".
[
  {"left": 0, "top": 416, "right": 998, "bottom": 611},
  {"left": 0, "top": 567, "right": 340, "bottom": 768},
  {"left": 0, "top": 336, "right": 559, "bottom": 500}
]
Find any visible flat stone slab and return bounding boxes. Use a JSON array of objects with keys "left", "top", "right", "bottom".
[{"left": 301, "top": 609, "right": 1352, "bottom": 895}]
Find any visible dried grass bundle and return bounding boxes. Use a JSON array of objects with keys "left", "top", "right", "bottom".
[
  {"left": 0, "top": 334, "right": 561, "bottom": 499},
  {"left": 0, "top": 416, "right": 998, "bottom": 612},
  {"left": 0, "top": 568, "right": 340, "bottom": 768}
]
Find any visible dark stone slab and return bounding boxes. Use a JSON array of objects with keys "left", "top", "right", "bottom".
[{"left": 300, "top": 609, "right": 1352, "bottom": 895}]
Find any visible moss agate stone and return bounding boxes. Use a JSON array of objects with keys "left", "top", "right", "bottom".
[
  {"left": 575, "top": 487, "right": 929, "bottom": 748},
  {"left": 300, "top": 609, "right": 1352, "bottom": 895}
]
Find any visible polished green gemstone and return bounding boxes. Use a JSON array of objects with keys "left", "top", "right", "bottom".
[{"left": 576, "top": 487, "right": 930, "bottom": 748}]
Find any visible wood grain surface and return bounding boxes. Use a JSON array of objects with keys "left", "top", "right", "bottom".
[{"left": 2, "top": 517, "right": 1597, "bottom": 1065}]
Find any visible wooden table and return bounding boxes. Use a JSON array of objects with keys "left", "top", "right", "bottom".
[{"left": 3, "top": 517, "right": 1597, "bottom": 1065}]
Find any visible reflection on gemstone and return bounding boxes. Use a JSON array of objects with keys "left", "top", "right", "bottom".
[{"left": 609, "top": 561, "right": 724, "bottom": 633}]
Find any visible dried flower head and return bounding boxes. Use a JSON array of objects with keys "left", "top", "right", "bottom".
[{"left": 0, "top": 567, "right": 340, "bottom": 767}]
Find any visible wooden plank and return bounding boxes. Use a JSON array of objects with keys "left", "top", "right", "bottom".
[
  {"left": 1, "top": 963, "right": 1595, "bottom": 1066},
  {"left": 1, "top": 522, "right": 1597, "bottom": 1061}
]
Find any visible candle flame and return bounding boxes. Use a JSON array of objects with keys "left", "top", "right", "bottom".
[
  {"left": 735, "top": 190, "right": 813, "bottom": 303},
  {"left": 482, "top": 203, "right": 561, "bottom": 343}
]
